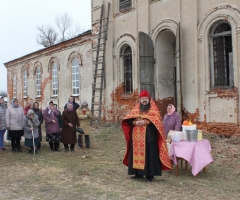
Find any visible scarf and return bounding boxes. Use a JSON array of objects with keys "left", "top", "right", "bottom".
[
  {"left": 67, "top": 102, "right": 73, "bottom": 111},
  {"left": 11, "top": 98, "right": 18, "bottom": 108},
  {"left": 167, "top": 104, "right": 176, "bottom": 116},
  {"left": 46, "top": 101, "right": 53, "bottom": 114}
]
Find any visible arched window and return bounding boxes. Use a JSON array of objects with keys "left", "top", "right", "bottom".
[
  {"left": 72, "top": 58, "right": 80, "bottom": 96},
  {"left": 122, "top": 46, "right": 132, "bottom": 94},
  {"left": 210, "top": 22, "right": 233, "bottom": 87},
  {"left": 52, "top": 63, "right": 58, "bottom": 96},
  {"left": 23, "top": 70, "right": 28, "bottom": 97},
  {"left": 36, "top": 67, "right": 41, "bottom": 97},
  {"left": 13, "top": 74, "right": 17, "bottom": 98}
]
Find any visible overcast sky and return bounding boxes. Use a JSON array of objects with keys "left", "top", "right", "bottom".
[{"left": 0, "top": 0, "right": 91, "bottom": 92}]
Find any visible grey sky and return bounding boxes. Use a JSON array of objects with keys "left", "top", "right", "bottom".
[{"left": 0, "top": 0, "right": 91, "bottom": 92}]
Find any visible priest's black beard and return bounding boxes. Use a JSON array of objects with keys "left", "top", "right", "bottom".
[{"left": 140, "top": 102, "right": 150, "bottom": 113}]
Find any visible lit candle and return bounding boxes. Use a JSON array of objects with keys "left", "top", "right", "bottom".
[{"left": 197, "top": 130, "right": 202, "bottom": 140}]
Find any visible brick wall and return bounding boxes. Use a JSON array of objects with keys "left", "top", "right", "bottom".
[
  {"left": 155, "top": 97, "right": 174, "bottom": 120},
  {"left": 105, "top": 83, "right": 139, "bottom": 122}
]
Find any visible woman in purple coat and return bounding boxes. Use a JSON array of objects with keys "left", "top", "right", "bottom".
[
  {"left": 43, "top": 101, "right": 61, "bottom": 151},
  {"left": 163, "top": 104, "right": 181, "bottom": 137}
]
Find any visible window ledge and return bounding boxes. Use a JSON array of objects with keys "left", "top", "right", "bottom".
[
  {"left": 23, "top": 96, "right": 28, "bottom": 99},
  {"left": 51, "top": 96, "right": 58, "bottom": 99},
  {"left": 121, "top": 93, "right": 135, "bottom": 99},
  {"left": 210, "top": 86, "right": 234, "bottom": 90},
  {"left": 72, "top": 94, "right": 79, "bottom": 97},
  {"left": 149, "top": 0, "right": 161, "bottom": 4}
]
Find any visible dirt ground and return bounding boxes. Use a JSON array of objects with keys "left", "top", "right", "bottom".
[{"left": 0, "top": 123, "right": 240, "bottom": 200}]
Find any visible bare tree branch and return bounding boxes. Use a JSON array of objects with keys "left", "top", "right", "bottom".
[
  {"left": 36, "top": 13, "right": 86, "bottom": 47},
  {"left": 55, "top": 13, "right": 73, "bottom": 42},
  {"left": 36, "top": 25, "right": 58, "bottom": 47},
  {"left": 68, "top": 24, "right": 87, "bottom": 38}
]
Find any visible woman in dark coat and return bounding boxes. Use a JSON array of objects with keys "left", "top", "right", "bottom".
[
  {"left": 61, "top": 102, "right": 80, "bottom": 152},
  {"left": 32, "top": 102, "right": 43, "bottom": 150}
]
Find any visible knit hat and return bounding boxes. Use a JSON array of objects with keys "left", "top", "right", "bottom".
[
  {"left": 139, "top": 90, "right": 151, "bottom": 98},
  {"left": 27, "top": 109, "right": 34, "bottom": 118},
  {"left": 81, "top": 101, "right": 88, "bottom": 107}
]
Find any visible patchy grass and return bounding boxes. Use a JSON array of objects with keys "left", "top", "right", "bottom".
[{"left": 0, "top": 124, "right": 240, "bottom": 200}]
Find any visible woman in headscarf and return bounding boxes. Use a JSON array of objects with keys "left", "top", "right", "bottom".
[
  {"left": 162, "top": 104, "right": 181, "bottom": 136},
  {"left": 32, "top": 102, "right": 43, "bottom": 150},
  {"left": 6, "top": 98, "right": 24, "bottom": 152},
  {"left": 23, "top": 109, "right": 40, "bottom": 153},
  {"left": 61, "top": 102, "right": 80, "bottom": 152},
  {"left": 42, "top": 101, "right": 61, "bottom": 151},
  {"left": 0, "top": 96, "right": 7, "bottom": 150}
]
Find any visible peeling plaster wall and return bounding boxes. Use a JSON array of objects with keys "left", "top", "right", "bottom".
[{"left": 5, "top": 34, "right": 92, "bottom": 112}]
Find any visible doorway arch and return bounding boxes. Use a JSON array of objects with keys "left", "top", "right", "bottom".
[{"left": 155, "top": 30, "right": 177, "bottom": 107}]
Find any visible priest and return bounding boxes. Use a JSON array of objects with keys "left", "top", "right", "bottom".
[{"left": 122, "top": 90, "right": 172, "bottom": 182}]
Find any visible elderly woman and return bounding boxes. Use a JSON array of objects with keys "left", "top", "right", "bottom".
[
  {"left": 162, "top": 104, "right": 181, "bottom": 137},
  {"left": 23, "top": 109, "right": 40, "bottom": 153},
  {"left": 32, "top": 102, "right": 43, "bottom": 150},
  {"left": 6, "top": 98, "right": 24, "bottom": 152},
  {"left": 61, "top": 102, "right": 80, "bottom": 152},
  {"left": 76, "top": 101, "right": 94, "bottom": 148},
  {"left": 43, "top": 101, "right": 61, "bottom": 151},
  {"left": 0, "top": 96, "right": 7, "bottom": 150}
]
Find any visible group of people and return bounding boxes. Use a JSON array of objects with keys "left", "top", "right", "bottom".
[
  {"left": 1, "top": 89, "right": 182, "bottom": 183},
  {"left": 0, "top": 96, "right": 94, "bottom": 153}
]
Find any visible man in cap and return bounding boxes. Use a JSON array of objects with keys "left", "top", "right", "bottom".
[
  {"left": 122, "top": 90, "right": 172, "bottom": 182},
  {"left": 76, "top": 101, "right": 93, "bottom": 148}
]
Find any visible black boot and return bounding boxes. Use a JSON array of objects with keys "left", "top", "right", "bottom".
[
  {"left": 64, "top": 144, "right": 69, "bottom": 152},
  {"left": 37, "top": 143, "right": 41, "bottom": 150},
  {"left": 146, "top": 175, "right": 154, "bottom": 182},
  {"left": 12, "top": 145, "right": 17, "bottom": 153},
  {"left": 131, "top": 174, "right": 144, "bottom": 179},
  {"left": 70, "top": 144, "right": 75, "bottom": 151},
  {"left": 16, "top": 144, "right": 22, "bottom": 152},
  {"left": 54, "top": 142, "right": 59, "bottom": 151},
  {"left": 49, "top": 142, "right": 54, "bottom": 151}
]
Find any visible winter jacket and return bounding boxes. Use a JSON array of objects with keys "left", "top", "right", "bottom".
[
  {"left": 6, "top": 105, "right": 24, "bottom": 131},
  {"left": 163, "top": 112, "right": 181, "bottom": 136},
  {"left": 61, "top": 109, "right": 80, "bottom": 144},
  {"left": 0, "top": 103, "right": 7, "bottom": 130},
  {"left": 23, "top": 114, "right": 40, "bottom": 139},
  {"left": 76, "top": 107, "right": 94, "bottom": 135},
  {"left": 43, "top": 108, "right": 60, "bottom": 134}
]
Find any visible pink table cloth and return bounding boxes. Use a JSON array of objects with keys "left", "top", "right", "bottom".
[{"left": 169, "top": 139, "right": 214, "bottom": 176}]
